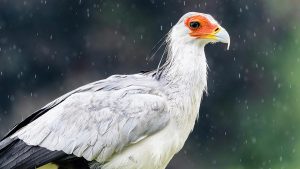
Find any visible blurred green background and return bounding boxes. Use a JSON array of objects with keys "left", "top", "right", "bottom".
[{"left": 0, "top": 0, "right": 299, "bottom": 168}]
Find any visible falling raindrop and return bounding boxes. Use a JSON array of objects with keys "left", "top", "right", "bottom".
[{"left": 87, "top": 8, "right": 90, "bottom": 18}]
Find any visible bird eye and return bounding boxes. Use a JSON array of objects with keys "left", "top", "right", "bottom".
[{"left": 189, "top": 21, "right": 200, "bottom": 29}]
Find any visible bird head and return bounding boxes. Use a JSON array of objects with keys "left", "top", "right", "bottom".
[{"left": 170, "top": 12, "right": 230, "bottom": 50}]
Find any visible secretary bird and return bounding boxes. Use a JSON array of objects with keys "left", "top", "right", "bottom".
[{"left": 0, "top": 12, "right": 230, "bottom": 169}]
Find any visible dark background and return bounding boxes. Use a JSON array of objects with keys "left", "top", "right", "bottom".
[{"left": 0, "top": 0, "right": 299, "bottom": 168}]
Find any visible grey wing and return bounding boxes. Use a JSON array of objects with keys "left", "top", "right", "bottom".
[{"left": 9, "top": 74, "right": 170, "bottom": 164}]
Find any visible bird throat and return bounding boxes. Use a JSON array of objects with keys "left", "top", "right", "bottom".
[{"left": 161, "top": 41, "right": 207, "bottom": 92}]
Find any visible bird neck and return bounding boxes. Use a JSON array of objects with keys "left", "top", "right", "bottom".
[
  {"left": 160, "top": 41, "right": 207, "bottom": 93},
  {"left": 158, "top": 39, "right": 208, "bottom": 142}
]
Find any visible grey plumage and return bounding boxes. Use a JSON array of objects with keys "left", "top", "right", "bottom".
[{"left": 0, "top": 74, "right": 170, "bottom": 168}]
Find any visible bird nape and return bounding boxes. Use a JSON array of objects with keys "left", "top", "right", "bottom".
[{"left": 0, "top": 12, "right": 230, "bottom": 169}]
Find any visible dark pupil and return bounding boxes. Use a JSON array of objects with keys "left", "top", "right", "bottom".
[{"left": 190, "top": 22, "right": 200, "bottom": 29}]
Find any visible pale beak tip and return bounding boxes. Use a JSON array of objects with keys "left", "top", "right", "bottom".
[
  {"left": 227, "top": 41, "right": 230, "bottom": 50},
  {"left": 215, "top": 27, "right": 230, "bottom": 50}
]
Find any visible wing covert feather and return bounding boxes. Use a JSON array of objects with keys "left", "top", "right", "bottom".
[{"left": 11, "top": 74, "right": 170, "bottom": 163}]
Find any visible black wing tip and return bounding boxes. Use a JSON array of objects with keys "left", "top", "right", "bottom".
[{"left": 0, "top": 139, "right": 67, "bottom": 169}]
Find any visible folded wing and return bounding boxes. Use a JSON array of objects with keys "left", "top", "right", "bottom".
[{"left": 0, "top": 74, "right": 170, "bottom": 168}]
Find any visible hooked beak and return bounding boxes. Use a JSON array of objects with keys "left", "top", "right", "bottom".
[{"left": 214, "top": 27, "right": 230, "bottom": 50}]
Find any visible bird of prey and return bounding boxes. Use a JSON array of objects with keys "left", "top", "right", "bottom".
[{"left": 0, "top": 12, "right": 230, "bottom": 169}]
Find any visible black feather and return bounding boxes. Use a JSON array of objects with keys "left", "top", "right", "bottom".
[
  {"left": 0, "top": 138, "right": 66, "bottom": 169},
  {"left": 0, "top": 138, "right": 91, "bottom": 169}
]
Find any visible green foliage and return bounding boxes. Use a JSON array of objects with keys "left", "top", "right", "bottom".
[{"left": 232, "top": 15, "right": 300, "bottom": 169}]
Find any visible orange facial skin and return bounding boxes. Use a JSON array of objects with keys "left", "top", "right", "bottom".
[{"left": 185, "top": 15, "right": 219, "bottom": 39}]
